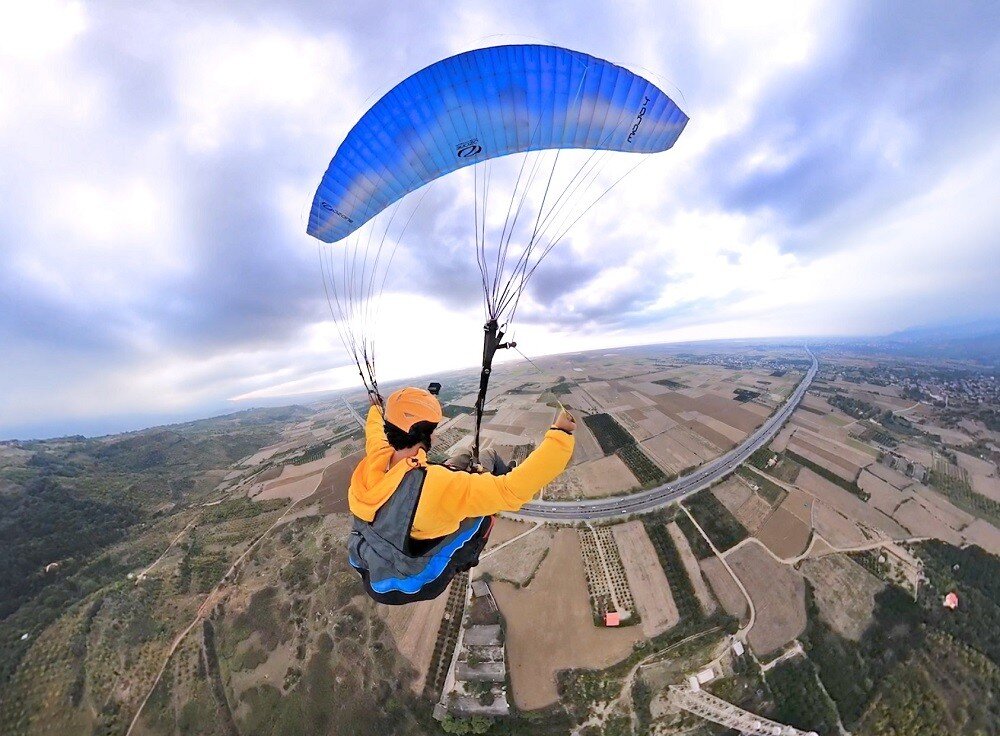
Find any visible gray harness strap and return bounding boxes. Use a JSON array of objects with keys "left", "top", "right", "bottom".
[{"left": 352, "top": 467, "right": 430, "bottom": 571}]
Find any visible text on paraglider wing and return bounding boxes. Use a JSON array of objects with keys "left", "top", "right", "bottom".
[
  {"left": 627, "top": 96, "right": 652, "bottom": 144},
  {"left": 320, "top": 201, "right": 354, "bottom": 223},
  {"left": 456, "top": 138, "right": 483, "bottom": 158}
]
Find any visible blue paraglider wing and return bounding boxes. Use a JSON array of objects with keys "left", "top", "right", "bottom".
[{"left": 307, "top": 44, "right": 688, "bottom": 243}]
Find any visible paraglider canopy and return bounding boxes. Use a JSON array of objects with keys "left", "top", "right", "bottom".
[{"left": 308, "top": 44, "right": 688, "bottom": 243}]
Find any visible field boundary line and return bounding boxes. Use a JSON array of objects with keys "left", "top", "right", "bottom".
[
  {"left": 723, "top": 529, "right": 930, "bottom": 572},
  {"left": 481, "top": 520, "right": 541, "bottom": 560},
  {"left": 679, "top": 503, "right": 755, "bottom": 639}
]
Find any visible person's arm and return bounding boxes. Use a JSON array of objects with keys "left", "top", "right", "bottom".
[
  {"left": 424, "top": 427, "right": 575, "bottom": 519},
  {"left": 364, "top": 404, "right": 390, "bottom": 456}
]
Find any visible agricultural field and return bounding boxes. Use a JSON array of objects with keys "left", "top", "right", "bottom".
[
  {"left": 578, "top": 526, "right": 636, "bottom": 623},
  {"left": 929, "top": 452, "right": 1000, "bottom": 527},
  {"left": 611, "top": 522, "right": 679, "bottom": 637},
  {"left": 754, "top": 392, "right": 1000, "bottom": 555},
  {"left": 711, "top": 476, "right": 754, "bottom": 514},
  {"left": 714, "top": 473, "right": 786, "bottom": 534},
  {"left": 745, "top": 372, "right": 1000, "bottom": 559},
  {"left": 683, "top": 489, "right": 749, "bottom": 552},
  {"left": 666, "top": 522, "right": 717, "bottom": 615},
  {"left": 476, "top": 524, "right": 554, "bottom": 587},
  {"left": 543, "top": 453, "right": 636, "bottom": 500},
  {"left": 795, "top": 468, "right": 908, "bottom": 538},
  {"left": 615, "top": 443, "right": 667, "bottom": 486},
  {"left": 956, "top": 450, "right": 1000, "bottom": 502},
  {"left": 582, "top": 413, "right": 635, "bottom": 455},
  {"left": 799, "top": 554, "right": 884, "bottom": 641},
  {"left": 811, "top": 502, "right": 872, "bottom": 548},
  {"left": 858, "top": 467, "right": 909, "bottom": 514},
  {"left": 700, "top": 556, "right": 748, "bottom": 621},
  {"left": 491, "top": 529, "right": 642, "bottom": 710},
  {"left": 480, "top": 516, "right": 528, "bottom": 549},
  {"left": 755, "top": 504, "right": 812, "bottom": 558},
  {"left": 641, "top": 516, "right": 702, "bottom": 622},
  {"left": 503, "top": 351, "right": 808, "bottom": 498},
  {"left": 727, "top": 543, "right": 806, "bottom": 655},
  {"left": 252, "top": 454, "right": 330, "bottom": 502}
]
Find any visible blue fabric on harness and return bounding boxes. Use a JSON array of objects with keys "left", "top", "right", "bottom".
[{"left": 353, "top": 518, "right": 486, "bottom": 594}]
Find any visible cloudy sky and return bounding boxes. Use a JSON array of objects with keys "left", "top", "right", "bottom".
[{"left": 2, "top": 1, "right": 998, "bottom": 439}]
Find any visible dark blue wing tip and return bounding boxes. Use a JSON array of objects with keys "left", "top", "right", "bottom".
[{"left": 306, "top": 212, "right": 339, "bottom": 243}]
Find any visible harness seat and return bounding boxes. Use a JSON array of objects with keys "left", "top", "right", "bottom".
[{"left": 348, "top": 467, "right": 494, "bottom": 605}]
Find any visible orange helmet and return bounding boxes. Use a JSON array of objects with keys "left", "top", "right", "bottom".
[{"left": 384, "top": 387, "right": 443, "bottom": 432}]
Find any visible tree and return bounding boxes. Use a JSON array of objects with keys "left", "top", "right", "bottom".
[{"left": 440, "top": 714, "right": 493, "bottom": 734}]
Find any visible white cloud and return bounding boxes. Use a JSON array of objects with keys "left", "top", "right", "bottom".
[
  {"left": 171, "top": 22, "right": 357, "bottom": 151},
  {"left": 0, "top": 0, "right": 87, "bottom": 61},
  {"left": 1, "top": 0, "right": 998, "bottom": 436}
]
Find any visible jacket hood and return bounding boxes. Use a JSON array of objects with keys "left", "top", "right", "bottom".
[{"left": 349, "top": 447, "right": 427, "bottom": 522}]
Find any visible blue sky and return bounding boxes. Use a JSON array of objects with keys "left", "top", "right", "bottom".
[{"left": 1, "top": 1, "right": 998, "bottom": 439}]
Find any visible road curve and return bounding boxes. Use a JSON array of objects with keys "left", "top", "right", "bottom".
[{"left": 515, "top": 349, "right": 818, "bottom": 522}]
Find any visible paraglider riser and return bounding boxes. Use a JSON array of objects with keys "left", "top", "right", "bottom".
[{"left": 471, "top": 319, "right": 515, "bottom": 463}]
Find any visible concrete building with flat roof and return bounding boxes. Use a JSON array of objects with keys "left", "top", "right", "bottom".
[
  {"left": 464, "top": 624, "right": 502, "bottom": 646},
  {"left": 456, "top": 661, "right": 505, "bottom": 682}
]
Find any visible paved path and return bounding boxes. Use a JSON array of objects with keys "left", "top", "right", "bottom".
[{"left": 515, "top": 349, "right": 818, "bottom": 522}]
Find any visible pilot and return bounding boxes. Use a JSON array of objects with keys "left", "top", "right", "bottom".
[{"left": 347, "top": 386, "right": 576, "bottom": 604}]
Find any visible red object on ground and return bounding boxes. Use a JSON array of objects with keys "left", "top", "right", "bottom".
[
  {"left": 943, "top": 592, "right": 959, "bottom": 610},
  {"left": 605, "top": 611, "right": 620, "bottom": 627}
]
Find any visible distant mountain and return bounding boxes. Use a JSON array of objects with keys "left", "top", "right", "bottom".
[
  {"left": 886, "top": 318, "right": 1000, "bottom": 343},
  {"left": 884, "top": 319, "right": 1000, "bottom": 363},
  {"left": 817, "top": 319, "right": 1000, "bottom": 364}
]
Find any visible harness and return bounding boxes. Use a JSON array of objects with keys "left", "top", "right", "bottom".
[{"left": 348, "top": 467, "right": 494, "bottom": 605}]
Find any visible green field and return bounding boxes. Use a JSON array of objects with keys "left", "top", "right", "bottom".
[
  {"left": 929, "top": 469, "right": 1000, "bottom": 526},
  {"left": 682, "top": 489, "right": 748, "bottom": 552},
  {"left": 582, "top": 413, "right": 634, "bottom": 455},
  {"left": 615, "top": 444, "right": 667, "bottom": 486},
  {"left": 784, "top": 449, "right": 869, "bottom": 501},
  {"left": 583, "top": 412, "right": 667, "bottom": 486},
  {"left": 642, "top": 515, "right": 701, "bottom": 620},
  {"left": 675, "top": 512, "right": 713, "bottom": 560}
]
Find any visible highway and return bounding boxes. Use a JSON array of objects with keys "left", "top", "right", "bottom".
[{"left": 515, "top": 349, "right": 818, "bottom": 522}]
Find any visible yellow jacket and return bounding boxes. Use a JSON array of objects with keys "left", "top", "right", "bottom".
[{"left": 349, "top": 406, "right": 574, "bottom": 539}]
